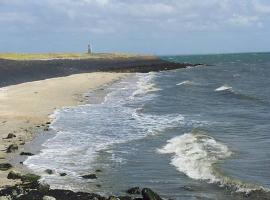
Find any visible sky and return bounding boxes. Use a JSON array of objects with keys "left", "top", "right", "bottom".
[{"left": 0, "top": 0, "right": 270, "bottom": 55}]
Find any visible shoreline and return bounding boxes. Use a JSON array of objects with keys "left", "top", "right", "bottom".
[{"left": 0, "top": 72, "right": 128, "bottom": 188}]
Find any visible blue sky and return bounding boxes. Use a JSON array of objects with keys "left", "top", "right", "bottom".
[{"left": 1, "top": 0, "right": 270, "bottom": 55}]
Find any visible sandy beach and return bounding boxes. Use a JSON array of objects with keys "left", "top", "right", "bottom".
[{"left": 0, "top": 72, "right": 126, "bottom": 187}]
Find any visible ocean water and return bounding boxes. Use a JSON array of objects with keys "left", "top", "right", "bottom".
[{"left": 25, "top": 52, "right": 270, "bottom": 199}]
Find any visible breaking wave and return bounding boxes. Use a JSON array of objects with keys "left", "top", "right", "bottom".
[
  {"left": 176, "top": 80, "right": 194, "bottom": 86},
  {"left": 158, "top": 130, "right": 269, "bottom": 194},
  {"left": 215, "top": 85, "right": 233, "bottom": 92}
]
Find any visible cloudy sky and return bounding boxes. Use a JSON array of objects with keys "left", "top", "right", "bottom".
[{"left": 1, "top": 0, "right": 270, "bottom": 54}]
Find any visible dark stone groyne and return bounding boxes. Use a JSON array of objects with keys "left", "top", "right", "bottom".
[{"left": 0, "top": 57, "right": 198, "bottom": 87}]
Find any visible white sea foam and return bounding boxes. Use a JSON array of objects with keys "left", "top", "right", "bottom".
[
  {"left": 158, "top": 131, "right": 268, "bottom": 193},
  {"left": 158, "top": 131, "right": 231, "bottom": 182},
  {"left": 176, "top": 80, "right": 194, "bottom": 86},
  {"left": 131, "top": 72, "right": 161, "bottom": 98},
  {"left": 215, "top": 85, "right": 233, "bottom": 92}
]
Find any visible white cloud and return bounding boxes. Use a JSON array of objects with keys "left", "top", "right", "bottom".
[{"left": 253, "top": 0, "right": 270, "bottom": 14}]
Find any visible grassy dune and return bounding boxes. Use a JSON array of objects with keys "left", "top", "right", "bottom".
[{"left": 0, "top": 53, "right": 146, "bottom": 60}]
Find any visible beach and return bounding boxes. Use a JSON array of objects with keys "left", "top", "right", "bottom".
[{"left": 0, "top": 72, "right": 127, "bottom": 187}]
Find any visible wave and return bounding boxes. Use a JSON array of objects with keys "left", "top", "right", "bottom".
[
  {"left": 215, "top": 85, "right": 264, "bottom": 102},
  {"left": 215, "top": 85, "right": 233, "bottom": 92},
  {"left": 158, "top": 130, "right": 269, "bottom": 194},
  {"left": 131, "top": 73, "right": 161, "bottom": 98},
  {"left": 176, "top": 80, "right": 194, "bottom": 86}
]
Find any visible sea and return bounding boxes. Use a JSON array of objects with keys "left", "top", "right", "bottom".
[{"left": 24, "top": 52, "right": 270, "bottom": 199}]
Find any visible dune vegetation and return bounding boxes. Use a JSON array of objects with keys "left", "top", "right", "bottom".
[{"left": 0, "top": 52, "right": 142, "bottom": 60}]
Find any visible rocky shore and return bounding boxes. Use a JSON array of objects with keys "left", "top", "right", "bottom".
[
  {"left": 0, "top": 172, "right": 163, "bottom": 200},
  {"left": 0, "top": 56, "right": 199, "bottom": 87}
]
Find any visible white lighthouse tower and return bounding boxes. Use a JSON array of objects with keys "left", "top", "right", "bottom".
[{"left": 87, "top": 43, "right": 92, "bottom": 54}]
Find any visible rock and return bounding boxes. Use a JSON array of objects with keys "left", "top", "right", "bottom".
[
  {"left": 118, "top": 196, "right": 132, "bottom": 200},
  {"left": 0, "top": 163, "right": 12, "bottom": 171},
  {"left": 44, "top": 127, "right": 49, "bottom": 131},
  {"left": 126, "top": 187, "right": 141, "bottom": 195},
  {"left": 141, "top": 188, "right": 162, "bottom": 200},
  {"left": 108, "top": 196, "right": 120, "bottom": 200},
  {"left": 95, "top": 169, "right": 102, "bottom": 173},
  {"left": 7, "top": 171, "right": 22, "bottom": 179},
  {"left": 43, "top": 196, "right": 56, "bottom": 200},
  {"left": 59, "top": 173, "right": 67, "bottom": 177},
  {"left": 46, "top": 122, "right": 51, "bottom": 125},
  {"left": 6, "top": 144, "right": 18, "bottom": 153},
  {"left": 38, "top": 184, "right": 50, "bottom": 194},
  {"left": 96, "top": 184, "right": 101, "bottom": 188},
  {"left": 44, "top": 169, "right": 54, "bottom": 175},
  {"left": 183, "top": 186, "right": 194, "bottom": 191},
  {"left": 81, "top": 174, "right": 97, "bottom": 179},
  {"left": 21, "top": 173, "right": 41, "bottom": 183},
  {"left": 0, "top": 196, "right": 12, "bottom": 200},
  {"left": 4, "top": 133, "right": 16, "bottom": 139},
  {"left": 20, "top": 152, "right": 34, "bottom": 156}
]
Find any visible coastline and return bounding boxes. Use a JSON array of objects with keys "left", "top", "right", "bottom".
[{"left": 0, "top": 72, "right": 127, "bottom": 188}]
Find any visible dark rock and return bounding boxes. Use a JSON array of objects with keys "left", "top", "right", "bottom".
[
  {"left": 43, "top": 196, "right": 56, "bottom": 200},
  {"left": 96, "top": 184, "right": 101, "bottom": 188},
  {"left": 81, "top": 174, "right": 97, "bottom": 179},
  {"left": 38, "top": 183, "right": 50, "bottom": 194},
  {"left": 0, "top": 163, "right": 12, "bottom": 171},
  {"left": 126, "top": 187, "right": 141, "bottom": 195},
  {"left": 6, "top": 144, "right": 18, "bottom": 153},
  {"left": 108, "top": 196, "right": 119, "bottom": 200},
  {"left": 118, "top": 196, "right": 132, "bottom": 200},
  {"left": 21, "top": 174, "right": 41, "bottom": 183},
  {"left": 44, "top": 127, "right": 49, "bottom": 131},
  {"left": 46, "top": 122, "right": 51, "bottom": 125},
  {"left": 59, "top": 173, "right": 67, "bottom": 177},
  {"left": 7, "top": 171, "right": 22, "bottom": 179},
  {"left": 4, "top": 133, "right": 16, "bottom": 139},
  {"left": 95, "top": 169, "right": 102, "bottom": 173},
  {"left": 183, "top": 186, "right": 194, "bottom": 192},
  {"left": 142, "top": 188, "right": 162, "bottom": 200},
  {"left": 44, "top": 169, "right": 54, "bottom": 175},
  {"left": 134, "top": 198, "right": 143, "bottom": 200},
  {"left": 20, "top": 152, "right": 34, "bottom": 156}
]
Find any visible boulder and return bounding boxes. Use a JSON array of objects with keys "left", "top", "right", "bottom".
[
  {"left": 43, "top": 196, "right": 56, "bottom": 200},
  {"left": 141, "top": 188, "right": 162, "bottom": 200},
  {"left": 20, "top": 152, "right": 34, "bottom": 156},
  {"left": 4, "top": 133, "right": 16, "bottom": 139},
  {"left": 44, "top": 169, "right": 54, "bottom": 175},
  {"left": 38, "top": 184, "right": 50, "bottom": 194},
  {"left": 21, "top": 174, "right": 41, "bottom": 183},
  {"left": 108, "top": 196, "right": 120, "bottom": 200},
  {"left": 0, "top": 196, "right": 12, "bottom": 200},
  {"left": 81, "top": 174, "right": 97, "bottom": 179},
  {"left": 6, "top": 144, "right": 18, "bottom": 153},
  {"left": 126, "top": 187, "right": 141, "bottom": 195},
  {"left": 0, "top": 163, "right": 12, "bottom": 171},
  {"left": 7, "top": 171, "right": 22, "bottom": 180},
  {"left": 59, "top": 173, "right": 67, "bottom": 177}
]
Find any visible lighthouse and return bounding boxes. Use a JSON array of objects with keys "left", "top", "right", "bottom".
[{"left": 87, "top": 44, "right": 92, "bottom": 54}]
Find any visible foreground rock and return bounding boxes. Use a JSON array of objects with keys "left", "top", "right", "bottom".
[
  {"left": 126, "top": 187, "right": 141, "bottom": 195},
  {"left": 6, "top": 144, "right": 18, "bottom": 153},
  {"left": 81, "top": 174, "right": 97, "bottom": 179},
  {"left": 0, "top": 163, "right": 12, "bottom": 171},
  {"left": 0, "top": 178, "right": 164, "bottom": 200},
  {"left": 141, "top": 188, "right": 162, "bottom": 200}
]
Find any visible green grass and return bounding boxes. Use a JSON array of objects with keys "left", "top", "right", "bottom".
[{"left": 0, "top": 52, "right": 144, "bottom": 60}]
